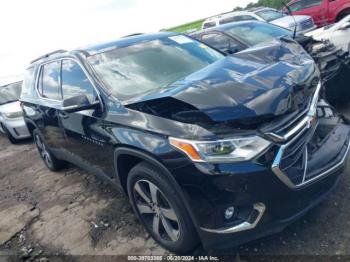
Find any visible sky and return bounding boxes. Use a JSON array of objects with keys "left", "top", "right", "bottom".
[{"left": 0, "top": 0, "right": 256, "bottom": 85}]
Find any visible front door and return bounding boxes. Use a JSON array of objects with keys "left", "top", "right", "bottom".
[
  {"left": 58, "top": 59, "right": 112, "bottom": 177},
  {"left": 289, "top": 0, "right": 327, "bottom": 26}
]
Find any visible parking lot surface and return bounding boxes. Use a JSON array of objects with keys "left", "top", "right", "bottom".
[{"left": 0, "top": 104, "right": 350, "bottom": 260}]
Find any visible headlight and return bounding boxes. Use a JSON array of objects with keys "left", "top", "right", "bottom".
[
  {"left": 169, "top": 136, "right": 271, "bottom": 163},
  {"left": 4, "top": 111, "right": 23, "bottom": 119}
]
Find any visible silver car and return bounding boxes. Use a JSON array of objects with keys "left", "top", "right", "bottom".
[
  {"left": 0, "top": 81, "right": 30, "bottom": 143},
  {"left": 202, "top": 7, "right": 316, "bottom": 34}
]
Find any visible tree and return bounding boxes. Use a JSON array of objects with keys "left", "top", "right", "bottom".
[{"left": 234, "top": 0, "right": 287, "bottom": 11}]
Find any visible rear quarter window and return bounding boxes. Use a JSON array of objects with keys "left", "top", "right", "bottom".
[
  {"left": 39, "top": 61, "right": 62, "bottom": 101},
  {"left": 20, "top": 67, "right": 35, "bottom": 100}
]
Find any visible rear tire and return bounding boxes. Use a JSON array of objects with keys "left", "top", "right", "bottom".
[
  {"left": 1, "top": 124, "right": 17, "bottom": 144},
  {"left": 127, "top": 161, "right": 199, "bottom": 254},
  {"left": 33, "top": 129, "right": 66, "bottom": 171}
]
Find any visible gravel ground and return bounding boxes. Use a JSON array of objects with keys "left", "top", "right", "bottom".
[{"left": 0, "top": 103, "right": 349, "bottom": 261}]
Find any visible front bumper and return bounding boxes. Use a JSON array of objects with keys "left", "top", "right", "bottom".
[
  {"left": 199, "top": 174, "right": 340, "bottom": 250},
  {"left": 168, "top": 120, "right": 350, "bottom": 250},
  {"left": 2, "top": 117, "right": 31, "bottom": 139}
]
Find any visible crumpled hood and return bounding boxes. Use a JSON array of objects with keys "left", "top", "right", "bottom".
[
  {"left": 306, "top": 27, "right": 327, "bottom": 39},
  {"left": 126, "top": 38, "right": 319, "bottom": 130},
  {"left": 0, "top": 101, "right": 21, "bottom": 114}
]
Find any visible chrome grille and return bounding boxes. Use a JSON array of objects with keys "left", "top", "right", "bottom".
[{"left": 278, "top": 122, "right": 317, "bottom": 185}]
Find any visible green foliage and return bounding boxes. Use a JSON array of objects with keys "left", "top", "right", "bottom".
[
  {"left": 167, "top": 19, "right": 205, "bottom": 33},
  {"left": 243, "top": 0, "right": 287, "bottom": 10}
]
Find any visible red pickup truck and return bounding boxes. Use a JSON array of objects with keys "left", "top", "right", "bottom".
[{"left": 286, "top": 0, "right": 350, "bottom": 27}]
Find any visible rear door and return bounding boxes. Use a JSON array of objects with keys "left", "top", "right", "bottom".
[
  {"left": 36, "top": 61, "right": 66, "bottom": 150},
  {"left": 289, "top": 0, "right": 327, "bottom": 26},
  {"left": 58, "top": 59, "right": 112, "bottom": 176}
]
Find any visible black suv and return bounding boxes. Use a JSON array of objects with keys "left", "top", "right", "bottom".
[{"left": 21, "top": 32, "right": 350, "bottom": 253}]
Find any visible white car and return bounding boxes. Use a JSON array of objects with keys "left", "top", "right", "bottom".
[
  {"left": 0, "top": 81, "right": 30, "bottom": 143},
  {"left": 202, "top": 7, "right": 316, "bottom": 34},
  {"left": 306, "top": 14, "right": 350, "bottom": 53}
]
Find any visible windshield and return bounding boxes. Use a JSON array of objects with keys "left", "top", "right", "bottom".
[
  {"left": 88, "top": 35, "right": 223, "bottom": 102},
  {"left": 224, "top": 22, "right": 292, "bottom": 46},
  {"left": 0, "top": 82, "right": 22, "bottom": 105},
  {"left": 255, "top": 9, "right": 285, "bottom": 22}
]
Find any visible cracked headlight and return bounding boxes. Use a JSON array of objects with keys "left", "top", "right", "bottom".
[
  {"left": 169, "top": 136, "right": 271, "bottom": 163},
  {"left": 4, "top": 111, "right": 23, "bottom": 119}
]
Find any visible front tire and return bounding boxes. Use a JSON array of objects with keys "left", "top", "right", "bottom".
[
  {"left": 1, "top": 124, "right": 17, "bottom": 144},
  {"left": 33, "top": 129, "right": 66, "bottom": 171},
  {"left": 127, "top": 162, "right": 199, "bottom": 254}
]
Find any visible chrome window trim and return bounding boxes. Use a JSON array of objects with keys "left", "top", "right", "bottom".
[
  {"left": 200, "top": 203, "right": 266, "bottom": 234},
  {"left": 34, "top": 57, "right": 104, "bottom": 111}
]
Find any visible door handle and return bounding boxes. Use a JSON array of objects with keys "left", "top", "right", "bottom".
[{"left": 59, "top": 111, "right": 69, "bottom": 119}]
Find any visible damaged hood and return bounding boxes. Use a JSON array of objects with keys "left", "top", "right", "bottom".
[{"left": 126, "top": 38, "right": 319, "bottom": 130}]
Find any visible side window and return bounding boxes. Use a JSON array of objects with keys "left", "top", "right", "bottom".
[
  {"left": 61, "top": 60, "right": 96, "bottom": 103},
  {"left": 303, "top": 0, "right": 323, "bottom": 8},
  {"left": 289, "top": 1, "right": 302, "bottom": 11},
  {"left": 40, "top": 61, "right": 61, "bottom": 100},
  {"left": 203, "top": 22, "right": 217, "bottom": 29},
  {"left": 289, "top": 0, "right": 322, "bottom": 11},
  {"left": 202, "top": 33, "right": 243, "bottom": 53},
  {"left": 237, "top": 15, "right": 258, "bottom": 21}
]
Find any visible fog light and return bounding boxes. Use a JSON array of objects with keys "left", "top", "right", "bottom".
[{"left": 224, "top": 206, "right": 235, "bottom": 220}]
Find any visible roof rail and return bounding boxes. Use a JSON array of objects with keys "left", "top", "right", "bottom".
[
  {"left": 122, "top": 33, "right": 144, "bottom": 38},
  {"left": 30, "top": 49, "right": 67, "bottom": 64},
  {"left": 247, "top": 7, "right": 266, "bottom": 12}
]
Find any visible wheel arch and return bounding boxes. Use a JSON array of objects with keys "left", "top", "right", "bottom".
[
  {"left": 113, "top": 147, "right": 201, "bottom": 231},
  {"left": 25, "top": 120, "right": 36, "bottom": 137},
  {"left": 114, "top": 147, "right": 173, "bottom": 195},
  {"left": 336, "top": 7, "right": 350, "bottom": 22}
]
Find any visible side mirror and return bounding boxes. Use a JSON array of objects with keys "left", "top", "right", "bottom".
[
  {"left": 62, "top": 94, "right": 100, "bottom": 113},
  {"left": 339, "top": 21, "right": 350, "bottom": 30}
]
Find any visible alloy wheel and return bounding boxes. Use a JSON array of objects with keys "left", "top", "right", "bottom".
[
  {"left": 133, "top": 179, "right": 180, "bottom": 242},
  {"left": 35, "top": 134, "right": 53, "bottom": 168}
]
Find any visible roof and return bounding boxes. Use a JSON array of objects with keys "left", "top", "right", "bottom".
[
  {"left": 80, "top": 32, "right": 178, "bottom": 56},
  {"left": 203, "top": 7, "right": 271, "bottom": 23},
  {"left": 191, "top": 20, "right": 263, "bottom": 35},
  {"left": 30, "top": 32, "right": 179, "bottom": 65},
  {"left": 247, "top": 7, "right": 267, "bottom": 12}
]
